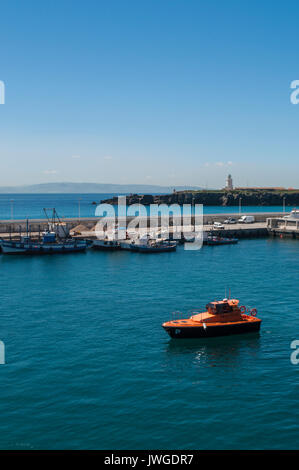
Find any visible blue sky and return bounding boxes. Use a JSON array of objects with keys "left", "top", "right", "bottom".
[{"left": 0, "top": 0, "right": 299, "bottom": 188}]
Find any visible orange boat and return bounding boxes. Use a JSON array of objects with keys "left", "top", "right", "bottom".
[{"left": 162, "top": 298, "right": 261, "bottom": 339}]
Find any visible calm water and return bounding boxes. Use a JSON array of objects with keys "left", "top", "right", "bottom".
[
  {"left": 0, "top": 193, "right": 288, "bottom": 220},
  {"left": 0, "top": 238, "right": 298, "bottom": 449}
]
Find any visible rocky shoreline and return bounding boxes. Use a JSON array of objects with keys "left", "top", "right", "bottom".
[{"left": 101, "top": 190, "right": 299, "bottom": 206}]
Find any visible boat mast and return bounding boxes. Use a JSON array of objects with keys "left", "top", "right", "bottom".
[
  {"left": 53, "top": 208, "right": 68, "bottom": 239},
  {"left": 43, "top": 208, "right": 68, "bottom": 240}
]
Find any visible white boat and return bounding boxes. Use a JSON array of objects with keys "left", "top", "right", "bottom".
[
  {"left": 129, "top": 234, "right": 177, "bottom": 253},
  {"left": 95, "top": 224, "right": 132, "bottom": 250},
  {"left": 284, "top": 209, "right": 299, "bottom": 220}
]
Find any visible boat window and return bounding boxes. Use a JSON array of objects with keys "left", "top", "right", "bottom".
[
  {"left": 206, "top": 303, "right": 216, "bottom": 313},
  {"left": 215, "top": 303, "right": 232, "bottom": 314}
]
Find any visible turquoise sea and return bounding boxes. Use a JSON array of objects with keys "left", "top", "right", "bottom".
[
  {"left": 0, "top": 193, "right": 289, "bottom": 220},
  {"left": 0, "top": 237, "right": 298, "bottom": 449}
]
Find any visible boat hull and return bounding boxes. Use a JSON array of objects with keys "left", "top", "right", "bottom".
[
  {"left": 205, "top": 238, "right": 239, "bottom": 246},
  {"left": 0, "top": 241, "right": 87, "bottom": 255},
  {"left": 92, "top": 241, "right": 120, "bottom": 251},
  {"left": 136, "top": 244, "right": 176, "bottom": 253},
  {"left": 119, "top": 241, "right": 176, "bottom": 252},
  {"left": 119, "top": 241, "right": 134, "bottom": 250},
  {"left": 163, "top": 319, "right": 261, "bottom": 339}
]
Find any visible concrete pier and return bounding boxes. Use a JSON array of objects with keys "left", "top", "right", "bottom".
[
  {"left": 0, "top": 217, "right": 96, "bottom": 235},
  {"left": 202, "top": 225, "right": 268, "bottom": 239},
  {"left": 0, "top": 212, "right": 284, "bottom": 241},
  {"left": 0, "top": 211, "right": 286, "bottom": 235}
]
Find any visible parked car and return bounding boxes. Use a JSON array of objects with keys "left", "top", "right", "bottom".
[
  {"left": 238, "top": 215, "right": 255, "bottom": 224},
  {"left": 224, "top": 217, "right": 237, "bottom": 224},
  {"left": 213, "top": 221, "right": 225, "bottom": 229}
]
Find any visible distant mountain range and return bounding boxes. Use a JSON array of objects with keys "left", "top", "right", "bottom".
[{"left": 0, "top": 182, "right": 201, "bottom": 194}]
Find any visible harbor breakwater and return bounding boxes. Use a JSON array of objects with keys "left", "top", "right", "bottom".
[{"left": 102, "top": 190, "right": 299, "bottom": 207}]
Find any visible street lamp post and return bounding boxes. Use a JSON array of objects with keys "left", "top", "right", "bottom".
[
  {"left": 10, "top": 199, "right": 14, "bottom": 221},
  {"left": 239, "top": 197, "right": 242, "bottom": 215},
  {"left": 283, "top": 196, "right": 286, "bottom": 213},
  {"left": 78, "top": 198, "right": 82, "bottom": 220}
]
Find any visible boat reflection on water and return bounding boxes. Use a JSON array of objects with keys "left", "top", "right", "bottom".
[{"left": 164, "top": 332, "right": 261, "bottom": 370}]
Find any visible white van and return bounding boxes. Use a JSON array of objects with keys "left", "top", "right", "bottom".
[{"left": 238, "top": 215, "right": 255, "bottom": 224}]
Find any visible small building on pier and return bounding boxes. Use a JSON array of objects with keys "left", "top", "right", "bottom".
[{"left": 267, "top": 209, "right": 299, "bottom": 238}]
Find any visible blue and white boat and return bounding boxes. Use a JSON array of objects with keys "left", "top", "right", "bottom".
[
  {"left": 0, "top": 209, "right": 88, "bottom": 255},
  {"left": 0, "top": 233, "right": 87, "bottom": 254}
]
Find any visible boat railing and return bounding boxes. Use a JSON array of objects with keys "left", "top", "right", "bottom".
[
  {"left": 171, "top": 311, "right": 184, "bottom": 320},
  {"left": 171, "top": 309, "right": 205, "bottom": 321},
  {"left": 188, "top": 308, "right": 203, "bottom": 315},
  {"left": 187, "top": 309, "right": 205, "bottom": 321}
]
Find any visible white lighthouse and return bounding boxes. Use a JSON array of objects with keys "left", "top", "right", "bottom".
[{"left": 225, "top": 174, "right": 233, "bottom": 190}]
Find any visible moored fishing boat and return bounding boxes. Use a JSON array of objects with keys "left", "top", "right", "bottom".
[
  {"left": 162, "top": 298, "right": 261, "bottom": 338},
  {"left": 129, "top": 234, "right": 177, "bottom": 253},
  {"left": 206, "top": 236, "right": 239, "bottom": 246},
  {"left": 0, "top": 209, "right": 88, "bottom": 255},
  {"left": 95, "top": 225, "right": 130, "bottom": 251},
  {"left": 92, "top": 239, "right": 120, "bottom": 251},
  {"left": 135, "top": 241, "right": 177, "bottom": 253},
  {"left": 0, "top": 234, "right": 87, "bottom": 254}
]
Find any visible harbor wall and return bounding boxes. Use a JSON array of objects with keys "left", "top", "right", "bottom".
[
  {"left": 0, "top": 212, "right": 285, "bottom": 235},
  {"left": 205, "top": 227, "right": 268, "bottom": 239}
]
